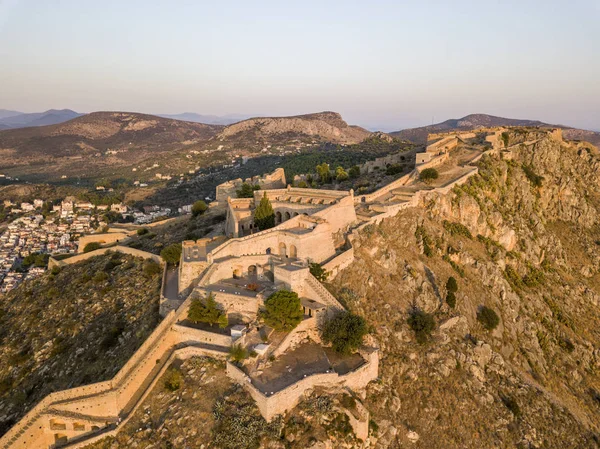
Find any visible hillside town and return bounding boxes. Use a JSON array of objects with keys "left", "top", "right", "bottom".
[{"left": 0, "top": 197, "right": 184, "bottom": 294}]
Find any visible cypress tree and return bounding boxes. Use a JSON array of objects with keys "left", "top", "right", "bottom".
[{"left": 254, "top": 192, "right": 275, "bottom": 230}]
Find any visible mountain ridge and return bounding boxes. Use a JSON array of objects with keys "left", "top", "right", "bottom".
[{"left": 391, "top": 113, "right": 600, "bottom": 147}]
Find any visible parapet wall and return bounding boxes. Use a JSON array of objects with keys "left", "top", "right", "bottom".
[
  {"left": 77, "top": 233, "right": 131, "bottom": 253},
  {"left": 226, "top": 345, "right": 378, "bottom": 422},
  {"left": 322, "top": 248, "right": 355, "bottom": 280},
  {"left": 216, "top": 168, "right": 286, "bottom": 204},
  {"left": 50, "top": 245, "right": 162, "bottom": 268}
]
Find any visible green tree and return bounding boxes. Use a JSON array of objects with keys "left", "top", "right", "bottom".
[
  {"left": 192, "top": 200, "right": 208, "bottom": 217},
  {"left": 322, "top": 312, "right": 368, "bottom": 354},
  {"left": 419, "top": 168, "right": 439, "bottom": 184},
  {"left": 309, "top": 262, "right": 329, "bottom": 282},
  {"left": 253, "top": 192, "right": 275, "bottom": 231},
  {"left": 316, "top": 163, "right": 331, "bottom": 183},
  {"left": 477, "top": 306, "right": 500, "bottom": 330},
  {"left": 83, "top": 242, "right": 101, "bottom": 253},
  {"left": 228, "top": 343, "right": 248, "bottom": 363},
  {"left": 143, "top": 260, "right": 162, "bottom": 277},
  {"left": 236, "top": 183, "right": 260, "bottom": 198},
  {"left": 407, "top": 308, "right": 435, "bottom": 344},
  {"left": 335, "top": 166, "right": 349, "bottom": 182},
  {"left": 188, "top": 292, "right": 228, "bottom": 327},
  {"left": 348, "top": 165, "right": 360, "bottom": 179},
  {"left": 261, "top": 290, "right": 303, "bottom": 331},
  {"left": 446, "top": 276, "right": 458, "bottom": 308},
  {"left": 160, "top": 243, "right": 182, "bottom": 265}
]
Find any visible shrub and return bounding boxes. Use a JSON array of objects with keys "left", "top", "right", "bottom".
[
  {"left": 335, "top": 166, "right": 349, "bottom": 182},
  {"left": 161, "top": 243, "right": 182, "bottom": 265},
  {"left": 419, "top": 168, "right": 439, "bottom": 184},
  {"left": 322, "top": 312, "right": 369, "bottom": 354},
  {"left": 188, "top": 293, "right": 228, "bottom": 328},
  {"left": 385, "top": 164, "right": 403, "bottom": 176},
  {"left": 50, "top": 266, "right": 61, "bottom": 276},
  {"left": 407, "top": 309, "right": 435, "bottom": 344},
  {"left": 137, "top": 228, "right": 149, "bottom": 236},
  {"left": 254, "top": 192, "right": 275, "bottom": 231},
  {"left": 446, "top": 276, "right": 458, "bottom": 293},
  {"left": 236, "top": 183, "right": 260, "bottom": 198},
  {"left": 500, "top": 393, "right": 521, "bottom": 418},
  {"left": 501, "top": 132, "right": 509, "bottom": 147},
  {"left": 443, "top": 220, "right": 473, "bottom": 239},
  {"left": 415, "top": 225, "right": 433, "bottom": 257},
  {"left": 349, "top": 165, "right": 360, "bottom": 179},
  {"left": 522, "top": 164, "right": 544, "bottom": 188},
  {"left": 261, "top": 290, "right": 303, "bottom": 332},
  {"left": 93, "top": 271, "right": 108, "bottom": 283},
  {"left": 83, "top": 242, "right": 101, "bottom": 253},
  {"left": 192, "top": 200, "right": 208, "bottom": 217},
  {"left": 446, "top": 291, "right": 456, "bottom": 308},
  {"left": 143, "top": 260, "right": 162, "bottom": 277},
  {"left": 164, "top": 367, "right": 183, "bottom": 391},
  {"left": 309, "top": 262, "right": 329, "bottom": 282},
  {"left": 228, "top": 344, "right": 248, "bottom": 363},
  {"left": 477, "top": 306, "right": 500, "bottom": 330}
]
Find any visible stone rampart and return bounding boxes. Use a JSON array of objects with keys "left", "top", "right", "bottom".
[
  {"left": 227, "top": 345, "right": 378, "bottom": 422},
  {"left": 50, "top": 246, "right": 162, "bottom": 268},
  {"left": 355, "top": 171, "right": 414, "bottom": 204},
  {"left": 77, "top": 233, "right": 131, "bottom": 253},
  {"left": 322, "top": 248, "right": 355, "bottom": 280},
  {"left": 172, "top": 324, "right": 233, "bottom": 349}
]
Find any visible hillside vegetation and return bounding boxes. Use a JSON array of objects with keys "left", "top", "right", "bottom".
[
  {"left": 330, "top": 132, "right": 600, "bottom": 447},
  {"left": 0, "top": 253, "right": 161, "bottom": 437}
]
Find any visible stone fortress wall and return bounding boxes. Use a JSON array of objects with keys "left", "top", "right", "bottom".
[
  {"left": 2, "top": 127, "right": 566, "bottom": 449},
  {"left": 215, "top": 167, "right": 286, "bottom": 205}
]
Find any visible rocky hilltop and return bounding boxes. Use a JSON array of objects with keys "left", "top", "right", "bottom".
[
  {"left": 393, "top": 113, "right": 600, "bottom": 147},
  {"left": 329, "top": 131, "right": 600, "bottom": 448},
  {"left": 218, "top": 111, "right": 372, "bottom": 144}
]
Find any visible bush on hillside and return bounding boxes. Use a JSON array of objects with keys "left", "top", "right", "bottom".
[
  {"left": 477, "top": 306, "right": 500, "bottom": 330},
  {"left": 228, "top": 344, "right": 248, "bottom": 363},
  {"left": 192, "top": 200, "right": 208, "bottom": 217},
  {"left": 143, "top": 259, "right": 162, "bottom": 277},
  {"left": 160, "top": 243, "right": 182, "bottom": 265},
  {"left": 164, "top": 367, "right": 183, "bottom": 392},
  {"left": 83, "top": 242, "right": 101, "bottom": 253},
  {"left": 419, "top": 168, "right": 439, "bottom": 184},
  {"left": 446, "top": 276, "right": 458, "bottom": 308},
  {"left": 261, "top": 290, "right": 303, "bottom": 332},
  {"left": 322, "top": 312, "right": 368, "bottom": 355},
  {"left": 137, "top": 228, "right": 149, "bottom": 236},
  {"left": 407, "top": 308, "right": 435, "bottom": 344}
]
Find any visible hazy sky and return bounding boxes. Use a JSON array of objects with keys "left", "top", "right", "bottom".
[{"left": 0, "top": 0, "right": 599, "bottom": 131}]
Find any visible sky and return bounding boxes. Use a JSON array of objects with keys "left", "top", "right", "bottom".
[{"left": 0, "top": 0, "right": 599, "bottom": 131}]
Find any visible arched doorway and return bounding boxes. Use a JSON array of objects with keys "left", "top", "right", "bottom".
[
  {"left": 284, "top": 211, "right": 291, "bottom": 221},
  {"left": 275, "top": 211, "right": 282, "bottom": 224},
  {"left": 279, "top": 242, "right": 287, "bottom": 258},
  {"left": 293, "top": 212, "right": 299, "bottom": 217},
  {"left": 266, "top": 247, "right": 271, "bottom": 255},
  {"left": 248, "top": 265, "right": 257, "bottom": 281},
  {"left": 289, "top": 244, "right": 297, "bottom": 258}
]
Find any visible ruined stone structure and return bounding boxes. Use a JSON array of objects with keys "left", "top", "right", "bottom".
[{"left": 215, "top": 167, "right": 286, "bottom": 205}]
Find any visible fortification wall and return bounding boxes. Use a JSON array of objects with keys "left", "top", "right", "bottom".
[
  {"left": 312, "top": 195, "right": 357, "bottom": 234},
  {"left": 415, "top": 152, "right": 449, "bottom": 171},
  {"left": 355, "top": 171, "right": 414, "bottom": 204},
  {"left": 77, "top": 233, "right": 131, "bottom": 253},
  {"left": 209, "top": 220, "right": 336, "bottom": 265},
  {"left": 189, "top": 287, "right": 261, "bottom": 323},
  {"left": 172, "top": 324, "right": 233, "bottom": 347},
  {"left": 271, "top": 316, "right": 319, "bottom": 358},
  {"left": 216, "top": 168, "right": 286, "bottom": 204},
  {"left": 51, "top": 246, "right": 162, "bottom": 268},
  {"left": 226, "top": 346, "right": 378, "bottom": 422},
  {"left": 322, "top": 248, "right": 355, "bottom": 280}
]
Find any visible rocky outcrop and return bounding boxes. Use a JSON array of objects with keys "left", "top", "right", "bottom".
[
  {"left": 218, "top": 111, "right": 372, "bottom": 144},
  {"left": 330, "top": 131, "right": 600, "bottom": 448}
]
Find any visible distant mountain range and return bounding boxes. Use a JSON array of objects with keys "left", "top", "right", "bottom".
[
  {"left": 0, "top": 109, "right": 83, "bottom": 129},
  {"left": 391, "top": 113, "right": 600, "bottom": 147},
  {"left": 157, "top": 112, "right": 253, "bottom": 126}
]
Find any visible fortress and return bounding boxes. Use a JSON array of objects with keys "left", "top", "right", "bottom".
[{"left": 0, "top": 127, "right": 567, "bottom": 448}]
